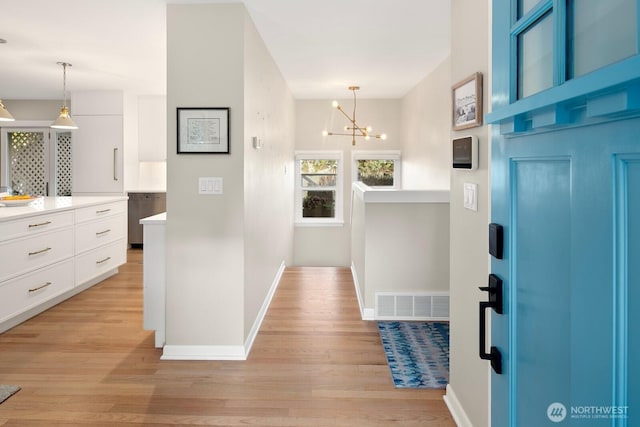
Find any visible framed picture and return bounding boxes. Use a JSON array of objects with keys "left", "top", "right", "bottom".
[
  {"left": 177, "top": 107, "right": 230, "bottom": 154},
  {"left": 452, "top": 72, "right": 483, "bottom": 131}
]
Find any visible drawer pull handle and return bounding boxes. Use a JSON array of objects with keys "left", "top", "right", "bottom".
[
  {"left": 29, "top": 247, "right": 52, "bottom": 256},
  {"left": 29, "top": 282, "right": 52, "bottom": 293},
  {"left": 28, "top": 221, "right": 52, "bottom": 228},
  {"left": 96, "top": 229, "right": 111, "bottom": 236},
  {"left": 96, "top": 208, "right": 111, "bottom": 214},
  {"left": 96, "top": 256, "right": 112, "bottom": 264}
]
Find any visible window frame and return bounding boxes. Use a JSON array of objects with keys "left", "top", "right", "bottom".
[
  {"left": 351, "top": 150, "right": 402, "bottom": 189},
  {"left": 294, "top": 150, "right": 344, "bottom": 227}
]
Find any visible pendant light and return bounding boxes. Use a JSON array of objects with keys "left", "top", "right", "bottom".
[
  {"left": 0, "top": 100, "right": 15, "bottom": 121},
  {"left": 51, "top": 62, "right": 78, "bottom": 130},
  {"left": 322, "top": 86, "right": 387, "bottom": 146}
]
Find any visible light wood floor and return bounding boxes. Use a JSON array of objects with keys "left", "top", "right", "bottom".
[{"left": 0, "top": 250, "right": 455, "bottom": 426}]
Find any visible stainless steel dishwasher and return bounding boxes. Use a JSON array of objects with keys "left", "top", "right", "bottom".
[{"left": 128, "top": 192, "right": 166, "bottom": 248}]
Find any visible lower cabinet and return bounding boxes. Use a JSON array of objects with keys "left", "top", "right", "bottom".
[
  {"left": 0, "top": 259, "right": 74, "bottom": 323},
  {"left": 0, "top": 198, "right": 127, "bottom": 333},
  {"left": 76, "top": 239, "right": 126, "bottom": 286}
]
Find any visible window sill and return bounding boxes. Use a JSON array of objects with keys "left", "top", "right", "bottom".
[{"left": 295, "top": 220, "right": 345, "bottom": 228}]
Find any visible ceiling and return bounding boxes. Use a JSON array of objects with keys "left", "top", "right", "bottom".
[{"left": 0, "top": 0, "right": 451, "bottom": 101}]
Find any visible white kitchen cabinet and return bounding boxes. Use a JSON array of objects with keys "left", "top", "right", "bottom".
[
  {"left": 74, "top": 200, "right": 127, "bottom": 285},
  {"left": 138, "top": 95, "right": 166, "bottom": 161},
  {"left": 72, "top": 115, "right": 124, "bottom": 195},
  {"left": 140, "top": 212, "right": 166, "bottom": 348},
  {"left": 0, "top": 196, "right": 128, "bottom": 333}
]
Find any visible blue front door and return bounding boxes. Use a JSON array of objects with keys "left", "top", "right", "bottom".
[
  {"left": 490, "top": 120, "right": 640, "bottom": 426},
  {"left": 488, "top": 1, "right": 640, "bottom": 425}
]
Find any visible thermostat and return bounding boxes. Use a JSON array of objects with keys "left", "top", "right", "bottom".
[{"left": 452, "top": 135, "right": 478, "bottom": 170}]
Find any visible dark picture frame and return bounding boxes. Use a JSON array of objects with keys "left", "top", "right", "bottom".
[
  {"left": 452, "top": 72, "right": 483, "bottom": 131},
  {"left": 177, "top": 107, "right": 230, "bottom": 154}
]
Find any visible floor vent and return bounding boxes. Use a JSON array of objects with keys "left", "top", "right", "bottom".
[{"left": 375, "top": 292, "right": 449, "bottom": 321}]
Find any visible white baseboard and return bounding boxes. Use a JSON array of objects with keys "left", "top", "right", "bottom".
[
  {"left": 161, "top": 261, "right": 286, "bottom": 361},
  {"left": 244, "top": 260, "right": 285, "bottom": 356},
  {"left": 161, "top": 345, "right": 246, "bottom": 360},
  {"left": 444, "top": 384, "right": 474, "bottom": 427},
  {"left": 350, "top": 262, "right": 377, "bottom": 321}
]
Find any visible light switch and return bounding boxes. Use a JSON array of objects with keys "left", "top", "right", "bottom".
[
  {"left": 464, "top": 182, "right": 477, "bottom": 211},
  {"left": 199, "top": 177, "right": 223, "bottom": 195}
]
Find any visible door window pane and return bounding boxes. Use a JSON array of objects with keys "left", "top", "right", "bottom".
[
  {"left": 518, "top": 12, "right": 553, "bottom": 99},
  {"left": 518, "top": 0, "right": 540, "bottom": 18},
  {"left": 569, "top": 0, "right": 637, "bottom": 78}
]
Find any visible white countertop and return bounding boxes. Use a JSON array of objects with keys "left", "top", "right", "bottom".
[
  {"left": 0, "top": 196, "right": 128, "bottom": 222},
  {"left": 140, "top": 212, "right": 166, "bottom": 225},
  {"left": 352, "top": 182, "right": 450, "bottom": 203}
]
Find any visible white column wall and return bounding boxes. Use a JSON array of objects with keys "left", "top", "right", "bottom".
[
  {"left": 166, "top": 4, "right": 246, "bottom": 348},
  {"left": 242, "top": 10, "right": 295, "bottom": 341}
]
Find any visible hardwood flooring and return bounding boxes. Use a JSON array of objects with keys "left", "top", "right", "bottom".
[{"left": 0, "top": 250, "right": 455, "bottom": 426}]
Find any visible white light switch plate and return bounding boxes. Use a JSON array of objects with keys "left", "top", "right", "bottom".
[
  {"left": 464, "top": 182, "right": 477, "bottom": 211},
  {"left": 199, "top": 177, "right": 223, "bottom": 195}
]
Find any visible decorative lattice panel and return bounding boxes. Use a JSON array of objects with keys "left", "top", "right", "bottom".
[
  {"left": 9, "top": 131, "right": 45, "bottom": 196},
  {"left": 56, "top": 132, "right": 72, "bottom": 196}
]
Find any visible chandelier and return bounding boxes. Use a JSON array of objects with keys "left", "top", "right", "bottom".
[{"left": 322, "top": 86, "right": 387, "bottom": 146}]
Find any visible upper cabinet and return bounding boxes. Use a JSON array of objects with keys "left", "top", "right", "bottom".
[
  {"left": 71, "top": 91, "right": 124, "bottom": 195},
  {"left": 138, "top": 95, "right": 166, "bottom": 162}
]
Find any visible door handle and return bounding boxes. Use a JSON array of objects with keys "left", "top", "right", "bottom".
[
  {"left": 479, "top": 274, "right": 503, "bottom": 374},
  {"left": 113, "top": 147, "right": 118, "bottom": 181}
]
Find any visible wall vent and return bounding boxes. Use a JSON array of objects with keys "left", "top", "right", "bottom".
[{"left": 375, "top": 292, "right": 449, "bottom": 321}]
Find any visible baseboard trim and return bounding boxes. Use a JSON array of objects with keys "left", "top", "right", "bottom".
[
  {"left": 350, "top": 262, "right": 375, "bottom": 321},
  {"left": 244, "top": 260, "right": 286, "bottom": 356},
  {"left": 161, "top": 345, "right": 246, "bottom": 361},
  {"left": 444, "top": 384, "right": 474, "bottom": 427},
  {"left": 161, "top": 261, "right": 286, "bottom": 361}
]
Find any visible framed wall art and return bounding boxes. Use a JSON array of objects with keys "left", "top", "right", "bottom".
[
  {"left": 452, "top": 72, "right": 483, "bottom": 131},
  {"left": 177, "top": 107, "right": 230, "bottom": 154}
]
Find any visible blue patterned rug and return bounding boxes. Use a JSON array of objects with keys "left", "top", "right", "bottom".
[{"left": 377, "top": 321, "right": 449, "bottom": 389}]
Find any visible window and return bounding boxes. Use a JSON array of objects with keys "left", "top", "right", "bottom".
[
  {"left": 351, "top": 150, "right": 401, "bottom": 188},
  {"left": 295, "top": 151, "right": 343, "bottom": 225},
  {"left": 512, "top": 0, "right": 639, "bottom": 101}
]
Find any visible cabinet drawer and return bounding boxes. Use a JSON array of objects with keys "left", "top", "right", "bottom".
[
  {"left": 0, "top": 211, "right": 74, "bottom": 243},
  {"left": 76, "top": 214, "right": 125, "bottom": 254},
  {"left": 0, "top": 228, "right": 74, "bottom": 283},
  {"left": 75, "top": 239, "right": 126, "bottom": 286},
  {"left": 0, "top": 259, "right": 74, "bottom": 323},
  {"left": 75, "top": 201, "right": 126, "bottom": 224}
]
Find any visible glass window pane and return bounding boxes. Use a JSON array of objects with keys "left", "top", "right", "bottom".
[
  {"left": 518, "top": 0, "right": 539, "bottom": 18},
  {"left": 569, "top": 0, "right": 637, "bottom": 78},
  {"left": 357, "top": 160, "right": 394, "bottom": 186},
  {"left": 300, "top": 159, "right": 337, "bottom": 188},
  {"left": 302, "top": 190, "right": 335, "bottom": 218},
  {"left": 518, "top": 12, "right": 554, "bottom": 99},
  {"left": 8, "top": 131, "right": 46, "bottom": 196}
]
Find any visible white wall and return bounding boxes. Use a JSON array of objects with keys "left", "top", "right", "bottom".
[
  {"left": 166, "top": 3, "right": 294, "bottom": 354},
  {"left": 166, "top": 4, "right": 246, "bottom": 347},
  {"left": 447, "top": 0, "right": 491, "bottom": 426},
  {"left": 293, "top": 99, "right": 401, "bottom": 266},
  {"left": 242, "top": 9, "right": 295, "bottom": 340},
  {"left": 350, "top": 191, "right": 450, "bottom": 311},
  {"left": 1, "top": 100, "right": 61, "bottom": 121},
  {"left": 401, "top": 57, "right": 452, "bottom": 190}
]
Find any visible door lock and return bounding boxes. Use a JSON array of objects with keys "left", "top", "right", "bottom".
[{"left": 479, "top": 274, "right": 503, "bottom": 374}]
